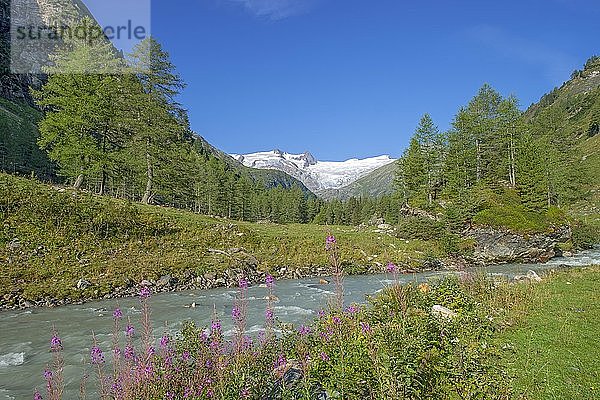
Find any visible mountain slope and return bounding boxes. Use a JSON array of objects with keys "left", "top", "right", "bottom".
[
  {"left": 230, "top": 149, "right": 396, "bottom": 196},
  {"left": 525, "top": 55, "right": 600, "bottom": 213}
]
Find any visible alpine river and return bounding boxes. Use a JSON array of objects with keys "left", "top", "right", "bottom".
[{"left": 1, "top": 248, "right": 599, "bottom": 399}]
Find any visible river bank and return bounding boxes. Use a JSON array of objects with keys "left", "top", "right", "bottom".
[{"left": 1, "top": 250, "right": 599, "bottom": 399}]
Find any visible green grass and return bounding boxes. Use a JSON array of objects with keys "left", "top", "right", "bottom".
[
  {"left": 501, "top": 266, "right": 600, "bottom": 400},
  {"left": 0, "top": 173, "right": 443, "bottom": 304}
]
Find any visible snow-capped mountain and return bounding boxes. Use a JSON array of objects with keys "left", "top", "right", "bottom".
[{"left": 229, "top": 149, "right": 396, "bottom": 194}]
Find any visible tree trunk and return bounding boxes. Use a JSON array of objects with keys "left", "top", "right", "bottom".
[
  {"left": 142, "top": 140, "right": 153, "bottom": 204},
  {"left": 74, "top": 174, "right": 84, "bottom": 189},
  {"left": 508, "top": 130, "right": 516, "bottom": 187},
  {"left": 99, "top": 169, "right": 107, "bottom": 195},
  {"left": 99, "top": 136, "right": 107, "bottom": 196},
  {"left": 476, "top": 138, "right": 482, "bottom": 182}
]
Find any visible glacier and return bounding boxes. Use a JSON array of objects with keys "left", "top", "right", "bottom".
[{"left": 229, "top": 149, "right": 396, "bottom": 194}]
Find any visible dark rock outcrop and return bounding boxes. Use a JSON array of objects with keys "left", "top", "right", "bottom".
[{"left": 467, "top": 226, "right": 571, "bottom": 264}]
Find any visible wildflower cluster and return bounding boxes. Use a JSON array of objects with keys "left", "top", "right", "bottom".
[{"left": 35, "top": 237, "right": 512, "bottom": 399}]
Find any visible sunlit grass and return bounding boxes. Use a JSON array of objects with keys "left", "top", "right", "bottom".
[{"left": 501, "top": 266, "right": 600, "bottom": 399}]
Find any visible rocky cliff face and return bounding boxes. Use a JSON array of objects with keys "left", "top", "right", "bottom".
[
  {"left": 468, "top": 226, "right": 571, "bottom": 264},
  {"left": 0, "top": 0, "right": 93, "bottom": 104}
]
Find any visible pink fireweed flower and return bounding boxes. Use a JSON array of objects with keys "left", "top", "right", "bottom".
[
  {"left": 265, "top": 274, "right": 275, "bottom": 287},
  {"left": 239, "top": 278, "right": 248, "bottom": 290},
  {"left": 386, "top": 262, "right": 397, "bottom": 273},
  {"left": 144, "top": 364, "right": 153, "bottom": 376},
  {"left": 325, "top": 235, "right": 336, "bottom": 250},
  {"left": 211, "top": 319, "right": 222, "bottom": 334},
  {"left": 139, "top": 286, "right": 151, "bottom": 299},
  {"left": 320, "top": 351, "right": 330, "bottom": 362},
  {"left": 265, "top": 308, "right": 274, "bottom": 322},
  {"left": 231, "top": 306, "right": 242, "bottom": 322},
  {"left": 240, "top": 387, "right": 250, "bottom": 398},
  {"left": 345, "top": 304, "right": 359, "bottom": 314},
  {"left": 298, "top": 325, "right": 311, "bottom": 336},
  {"left": 33, "top": 390, "right": 42, "bottom": 400},
  {"left": 124, "top": 345, "right": 135, "bottom": 360},
  {"left": 90, "top": 346, "right": 105, "bottom": 364},
  {"left": 147, "top": 346, "right": 155, "bottom": 356},
  {"left": 275, "top": 354, "right": 287, "bottom": 369},
  {"left": 360, "top": 322, "right": 372, "bottom": 334},
  {"left": 182, "top": 350, "right": 191, "bottom": 361},
  {"left": 160, "top": 335, "right": 169, "bottom": 350},
  {"left": 43, "top": 369, "right": 52, "bottom": 380},
  {"left": 332, "top": 316, "right": 342, "bottom": 325},
  {"left": 113, "top": 308, "right": 123, "bottom": 320},
  {"left": 125, "top": 324, "right": 134, "bottom": 337},
  {"left": 50, "top": 334, "right": 62, "bottom": 351}
]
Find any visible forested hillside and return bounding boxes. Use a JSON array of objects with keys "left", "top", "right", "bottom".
[
  {"left": 1, "top": 6, "right": 598, "bottom": 233},
  {"left": 315, "top": 57, "right": 600, "bottom": 235},
  {"left": 0, "top": 12, "right": 316, "bottom": 222}
]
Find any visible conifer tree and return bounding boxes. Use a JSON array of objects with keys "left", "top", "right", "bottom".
[{"left": 34, "top": 17, "right": 127, "bottom": 193}]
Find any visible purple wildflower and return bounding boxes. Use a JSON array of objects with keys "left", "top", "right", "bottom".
[
  {"left": 386, "top": 262, "right": 397, "bottom": 273},
  {"left": 275, "top": 354, "right": 287, "bottom": 368},
  {"left": 33, "top": 390, "right": 42, "bottom": 400},
  {"left": 160, "top": 335, "right": 169, "bottom": 350},
  {"left": 113, "top": 308, "right": 123, "bottom": 320},
  {"left": 345, "top": 304, "right": 359, "bottom": 314},
  {"left": 298, "top": 325, "right": 311, "bottom": 336},
  {"left": 50, "top": 334, "right": 62, "bottom": 351},
  {"left": 326, "top": 235, "right": 336, "bottom": 250},
  {"left": 265, "top": 274, "right": 274, "bottom": 287},
  {"left": 147, "top": 346, "right": 155, "bottom": 356},
  {"left": 125, "top": 325, "right": 135, "bottom": 337},
  {"left": 182, "top": 351, "right": 191, "bottom": 361},
  {"left": 265, "top": 308, "right": 274, "bottom": 322},
  {"left": 144, "top": 364, "right": 153, "bottom": 376},
  {"left": 90, "top": 346, "right": 105, "bottom": 364},
  {"left": 360, "top": 322, "right": 372, "bottom": 334},
  {"left": 320, "top": 351, "right": 330, "bottom": 362},
  {"left": 231, "top": 306, "right": 242, "bottom": 322},
  {"left": 332, "top": 315, "right": 342, "bottom": 325},
  {"left": 124, "top": 345, "right": 135, "bottom": 360},
  {"left": 210, "top": 319, "right": 221, "bottom": 334},
  {"left": 240, "top": 387, "right": 250, "bottom": 398},
  {"left": 239, "top": 278, "right": 248, "bottom": 290},
  {"left": 318, "top": 309, "right": 326, "bottom": 318},
  {"left": 43, "top": 369, "right": 52, "bottom": 380},
  {"left": 139, "top": 286, "right": 151, "bottom": 299}
]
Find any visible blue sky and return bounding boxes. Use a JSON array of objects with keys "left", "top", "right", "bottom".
[{"left": 143, "top": 0, "right": 599, "bottom": 160}]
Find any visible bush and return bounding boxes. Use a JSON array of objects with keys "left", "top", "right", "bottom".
[
  {"left": 571, "top": 220, "right": 600, "bottom": 249},
  {"left": 395, "top": 216, "right": 444, "bottom": 241}
]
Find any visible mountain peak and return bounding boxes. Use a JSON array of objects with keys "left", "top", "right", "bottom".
[{"left": 229, "top": 149, "right": 396, "bottom": 195}]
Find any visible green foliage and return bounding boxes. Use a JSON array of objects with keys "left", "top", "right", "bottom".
[
  {"left": 395, "top": 217, "right": 444, "bottom": 241},
  {"left": 571, "top": 219, "right": 600, "bottom": 249},
  {"left": 0, "top": 98, "right": 53, "bottom": 177}
]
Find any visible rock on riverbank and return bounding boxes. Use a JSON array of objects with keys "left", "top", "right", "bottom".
[{"left": 467, "top": 226, "right": 571, "bottom": 264}]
